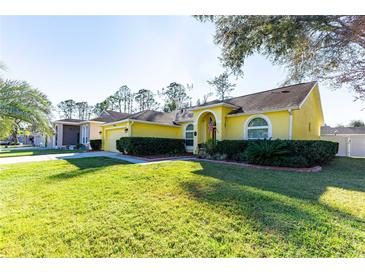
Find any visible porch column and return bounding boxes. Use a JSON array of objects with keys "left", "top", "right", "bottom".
[
  {"left": 193, "top": 121, "right": 199, "bottom": 154},
  {"left": 215, "top": 120, "right": 223, "bottom": 141},
  {"left": 57, "top": 124, "right": 63, "bottom": 147}
]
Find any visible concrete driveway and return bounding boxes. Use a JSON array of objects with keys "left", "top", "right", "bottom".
[{"left": 0, "top": 151, "right": 147, "bottom": 165}]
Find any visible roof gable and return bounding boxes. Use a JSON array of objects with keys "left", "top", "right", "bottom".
[{"left": 226, "top": 81, "right": 317, "bottom": 115}]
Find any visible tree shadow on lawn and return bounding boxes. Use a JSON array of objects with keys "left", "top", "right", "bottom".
[
  {"left": 48, "top": 157, "right": 131, "bottom": 180},
  {"left": 192, "top": 157, "right": 365, "bottom": 202},
  {"left": 180, "top": 158, "right": 365, "bottom": 256}
]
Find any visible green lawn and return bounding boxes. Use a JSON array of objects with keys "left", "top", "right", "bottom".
[
  {"left": 0, "top": 157, "right": 364, "bottom": 257},
  {"left": 0, "top": 149, "right": 86, "bottom": 158}
]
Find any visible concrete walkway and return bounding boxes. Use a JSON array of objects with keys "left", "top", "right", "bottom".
[{"left": 0, "top": 151, "right": 147, "bottom": 165}]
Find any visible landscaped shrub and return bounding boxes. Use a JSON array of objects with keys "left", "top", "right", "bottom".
[
  {"left": 215, "top": 140, "right": 249, "bottom": 159},
  {"left": 202, "top": 139, "right": 338, "bottom": 167},
  {"left": 204, "top": 139, "right": 218, "bottom": 155},
  {"left": 246, "top": 140, "right": 290, "bottom": 166},
  {"left": 90, "top": 139, "right": 102, "bottom": 150},
  {"left": 282, "top": 140, "right": 339, "bottom": 167},
  {"left": 116, "top": 137, "right": 185, "bottom": 156}
]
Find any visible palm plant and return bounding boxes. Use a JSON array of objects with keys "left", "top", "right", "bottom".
[
  {"left": 246, "top": 140, "right": 290, "bottom": 166},
  {"left": 0, "top": 78, "right": 53, "bottom": 138}
]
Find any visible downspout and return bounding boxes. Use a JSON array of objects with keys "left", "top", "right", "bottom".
[
  {"left": 347, "top": 136, "right": 351, "bottom": 157},
  {"left": 288, "top": 109, "right": 293, "bottom": 140},
  {"left": 129, "top": 120, "right": 134, "bottom": 137}
]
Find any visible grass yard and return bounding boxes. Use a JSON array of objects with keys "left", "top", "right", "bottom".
[
  {"left": 0, "top": 148, "right": 86, "bottom": 158},
  {"left": 0, "top": 157, "right": 364, "bottom": 257}
]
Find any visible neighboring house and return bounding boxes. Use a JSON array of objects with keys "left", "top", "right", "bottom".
[
  {"left": 51, "top": 110, "right": 129, "bottom": 148},
  {"left": 101, "top": 81, "right": 324, "bottom": 153},
  {"left": 321, "top": 126, "right": 365, "bottom": 157},
  {"left": 18, "top": 133, "right": 48, "bottom": 147}
]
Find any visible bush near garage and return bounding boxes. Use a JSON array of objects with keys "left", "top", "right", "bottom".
[
  {"left": 90, "top": 139, "right": 102, "bottom": 151},
  {"left": 116, "top": 137, "right": 185, "bottom": 156}
]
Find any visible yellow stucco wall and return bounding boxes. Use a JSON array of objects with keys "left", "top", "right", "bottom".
[
  {"left": 131, "top": 122, "right": 181, "bottom": 139},
  {"left": 225, "top": 111, "right": 290, "bottom": 140},
  {"left": 292, "top": 85, "right": 324, "bottom": 140}
]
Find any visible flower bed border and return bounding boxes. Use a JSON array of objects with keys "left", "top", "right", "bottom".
[{"left": 132, "top": 154, "right": 322, "bottom": 173}]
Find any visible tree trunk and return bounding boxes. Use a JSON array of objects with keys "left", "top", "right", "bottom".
[{"left": 11, "top": 126, "right": 19, "bottom": 144}]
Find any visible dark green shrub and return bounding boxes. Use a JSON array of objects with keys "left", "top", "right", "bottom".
[
  {"left": 269, "top": 155, "right": 309, "bottom": 168},
  {"left": 215, "top": 140, "right": 249, "bottom": 159},
  {"left": 201, "top": 139, "right": 338, "bottom": 167},
  {"left": 232, "top": 151, "right": 248, "bottom": 162},
  {"left": 116, "top": 137, "right": 185, "bottom": 156},
  {"left": 246, "top": 140, "right": 290, "bottom": 166},
  {"left": 90, "top": 139, "right": 102, "bottom": 150},
  {"left": 282, "top": 140, "right": 339, "bottom": 166},
  {"left": 204, "top": 139, "right": 218, "bottom": 155}
]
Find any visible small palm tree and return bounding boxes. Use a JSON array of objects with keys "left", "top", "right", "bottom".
[{"left": 0, "top": 71, "right": 53, "bottom": 140}]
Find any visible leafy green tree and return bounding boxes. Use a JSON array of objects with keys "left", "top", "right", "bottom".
[
  {"left": 349, "top": 120, "right": 365, "bottom": 127},
  {"left": 160, "top": 82, "right": 192, "bottom": 112},
  {"left": 0, "top": 79, "right": 53, "bottom": 139},
  {"left": 197, "top": 16, "right": 365, "bottom": 101},
  {"left": 0, "top": 117, "right": 14, "bottom": 140},
  {"left": 207, "top": 72, "right": 236, "bottom": 100},
  {"left": 134, "top": 89, "right": 159, "bottom": 112},
  {"left": 105, "top": 95, "right": 119, "bottom": 111},
  {"left": 75, "top": 101, "right": 92, "bottom": 120},
  {"left": 113, "top": 85, "right": 133, "bottom": 113},
  {"left": 93, "top": 100, "right": 110, "bottom": 116},
  {"left": 57, "top": 99, "right": 76, "bottom": 119}
]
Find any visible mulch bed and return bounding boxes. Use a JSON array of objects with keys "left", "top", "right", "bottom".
[
  {"left": 192, "top": 158, "right": 322, "bottom": 173},
  {"left": 131, "top": 154, "right": 322, "bottom": 173}
]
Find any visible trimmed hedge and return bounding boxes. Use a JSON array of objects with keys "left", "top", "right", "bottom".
[
  {"left": 90, "top": 139, "right": 102, "bottom": 151},
  {"left": 215, "top": 140, "right": 249, "bottom": 159},
  {"left": 205, "top": 139, "right": 338, "bottom": 167},
  {"left": 116, "top": 137, "right": 186, "bottom": 156}
]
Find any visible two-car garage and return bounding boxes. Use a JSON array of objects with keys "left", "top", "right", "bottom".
[
  {"left": 104, "top": 127, "right": 128, "bottom": 152},
  {"left": 321, "top": 126, "right": 365, "bottom": 157}
]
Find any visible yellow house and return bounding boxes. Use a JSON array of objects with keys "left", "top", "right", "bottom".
[{"left": 101, "top": 81, "right": 324, "bottom": 154}]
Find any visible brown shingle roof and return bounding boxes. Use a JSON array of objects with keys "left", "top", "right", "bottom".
[
  {"left": 55, "top": 119, "right": 85, "bottom": 123},
  {"left": 227, "top": 81, "right": 317, "bottom": 114},
  {"left": 194, "top": 81, "right": 317, "bottom": 115},
  {"left": 128, "top": 110, "right": 180, "bottom": 125},
  {"left": 321, "top": 126, "right": 365, "bottom": 135},
  {"left": 90, "top": 110, "right": 131, "bottom": 123}
]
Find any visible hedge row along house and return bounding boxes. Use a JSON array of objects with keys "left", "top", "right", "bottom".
[
  {"left": 102, "top": 81, "right": 324, "bottom": 153},
  {"left": 52, "top": 81, "right": 325, "bottom": 154}
]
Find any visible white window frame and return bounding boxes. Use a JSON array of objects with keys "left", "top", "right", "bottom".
[
  {"left": 185, "top": 123, "right": 194, "bottom": 148},
  {"left": 244, "top": 114, "right": 272, "bottom": 140}
]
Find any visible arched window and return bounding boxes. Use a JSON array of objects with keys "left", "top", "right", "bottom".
[
  {"left": 185, "top": 124, "right": 194, "bottom": 147},
  {"left": 246, "top": 116, "right": 271, "bottom": 139}
]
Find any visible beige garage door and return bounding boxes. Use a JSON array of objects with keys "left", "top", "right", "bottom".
[
  {"left": 106, "top": 128, "right": 127, "bottom": 152},
  {"left": 350, "top": 135, "right": 365, "bottom": 157}
]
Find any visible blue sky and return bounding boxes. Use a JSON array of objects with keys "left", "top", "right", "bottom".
[{"left": 0, "top": 16, "right": 363, "bottom": 126}]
